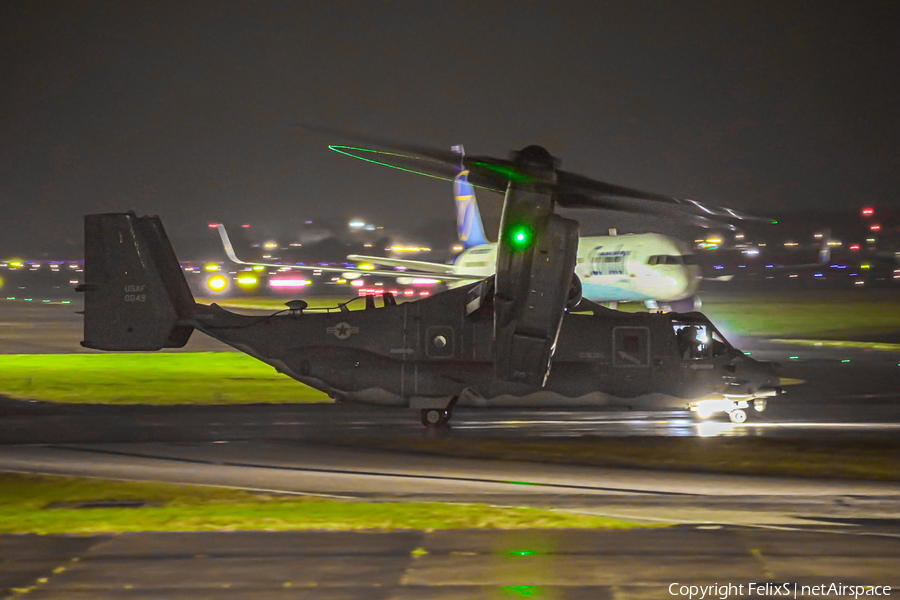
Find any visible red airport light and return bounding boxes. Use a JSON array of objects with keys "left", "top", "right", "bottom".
[
  {"left": 862, "top": 208, "right": 874, "bottom": 216},
  {"left": 870, "top": 224, "right": 881, "bottom": 231},
  {"left": 208, "top": 223, "right": 217, "bottom": 228},
  {"left": 242, "top": 224, "right": 250, "bottom": 228},
  {"left": 850, "top": 245, "right": 860, "bottom": 251}
]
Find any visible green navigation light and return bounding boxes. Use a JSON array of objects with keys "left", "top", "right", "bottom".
[{"left": 506, "top": 225, "right": 533, "bottom": 251}]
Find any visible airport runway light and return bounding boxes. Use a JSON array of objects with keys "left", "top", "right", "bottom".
[
  {"left": 348, "top": 220, "right": 366, "bottom": 229},
  {"left": 252, "top": 265, "right": 265, "bottom": 272},
  {"left": 208, "top": 223, "right": 217, "bottom": 228},
  {"left": 351, "top": 279, "right": 364, "bottom": 287},
  {"left": 269, "top": 278, "right": 310, "bottom": 289},
  {"left": 204, "top": 263, "right": 220, "bottom": 272},
  {"left": 206, "top": 275, "right": 228, "bottom": 292},
  {"left": 241, "top": 224, "right": 250, "bottom": 228},
  {"left": 236, "top": 275, "right": 259, "bottom": 290},
  {"left": 862, "top": 208, "right": 874, "bottom": 216}
]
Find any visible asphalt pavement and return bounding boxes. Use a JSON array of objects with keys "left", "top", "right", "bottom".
[{"left": 3, "top": 528, "right": 898, "bottom": 599}]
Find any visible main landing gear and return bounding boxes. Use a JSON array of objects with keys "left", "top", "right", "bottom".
[
  {"left": 420, "top": 395, "right": 459, "bottom": 428},
  {"left": 421, "top": 408, "right": 451, "bottom": 427}
]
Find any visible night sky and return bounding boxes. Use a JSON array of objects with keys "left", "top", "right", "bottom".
[{"left": 2, "top": 1, "right": 899, "bottom": 255}]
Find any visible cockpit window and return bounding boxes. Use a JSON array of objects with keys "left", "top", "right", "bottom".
[
  {"left": 673, "top": 321, "right": 731, "bottom": 359},
  {"left": 648, "top": 255, "right": 684, "bottom": 265}
]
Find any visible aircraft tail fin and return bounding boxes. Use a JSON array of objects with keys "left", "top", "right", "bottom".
[
  {"left": 77, "top": 212, "right": 195, "bottom": 350},
  {"left": 452, "top": 145, "right": 489, "bottom": 249}
]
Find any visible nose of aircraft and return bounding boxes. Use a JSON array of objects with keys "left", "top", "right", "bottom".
[{"left": 735, "top": 355, "right": 781, "bottom": 393}]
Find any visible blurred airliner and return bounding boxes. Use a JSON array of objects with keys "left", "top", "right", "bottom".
[{"left": 346, "top": 146, "right": 702, "bottom": 311}]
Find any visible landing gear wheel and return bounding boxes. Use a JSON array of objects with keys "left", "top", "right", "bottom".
[
  {"left": 421, "top": 409, "right": 450, "bottom": 427},
  {"left": 728, "top": 409, "right": 747, "bottom": 424}
]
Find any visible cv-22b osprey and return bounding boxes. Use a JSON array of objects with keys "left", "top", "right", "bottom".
[{"left": 78, "top": 145, "right": 780, "bottom": 426}]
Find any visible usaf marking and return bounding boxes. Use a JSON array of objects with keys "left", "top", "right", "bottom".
[{"left": 327, "top": 322, "right": 359, "bottom": 340}]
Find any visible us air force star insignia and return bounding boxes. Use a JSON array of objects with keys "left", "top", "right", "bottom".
[{"left": 327, "top": 322, "right": 359, "bottom": 340}]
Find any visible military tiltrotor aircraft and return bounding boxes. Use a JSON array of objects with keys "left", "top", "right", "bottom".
[{"left": 78, "top": 144, "right": 781, "bottom": 426}]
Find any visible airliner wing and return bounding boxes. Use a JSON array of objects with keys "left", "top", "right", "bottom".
[
  {"left": 215, "top": 224, "right": 477, "bottom": 281},
  {"left": 345, "top": 254, "right": 459, "bottom": 275}
]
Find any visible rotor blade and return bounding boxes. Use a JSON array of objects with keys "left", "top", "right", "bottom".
[
  {"left": 305, "top": 125, "right": 775, "bottom": 223},
  {"left": 555, "top": 170, "right": 774, "bottom": 223}
]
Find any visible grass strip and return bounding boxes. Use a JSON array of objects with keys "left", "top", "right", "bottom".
[
  {"left": 698, "top": 290, "right": 900, "bottom": 339},
  {"left": 0, "top": 472, "right": 654, "bottom": 534},
  {"left": 341, "top": 436, "right": 900, "bottom": 482},
  {"left": 770, "top": 339, "right": 900, "bottom": 352},
  {"left": 0, "top": 353, "right": 329, "bottom": 405},
  {"left": 614, "top": 290, "right": 900, "bottom": 340}
]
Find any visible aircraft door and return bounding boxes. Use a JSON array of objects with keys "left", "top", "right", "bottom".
[{"left": 612, "top": 327, "right": 651, "bottom": 395}]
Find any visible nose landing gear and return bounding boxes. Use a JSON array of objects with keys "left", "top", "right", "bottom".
[{"left": 727, "top": 409, "right": 747, "bottom": 424}]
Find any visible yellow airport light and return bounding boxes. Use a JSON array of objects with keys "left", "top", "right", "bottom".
[
  {"left": 206, "top": 275, "right": 228, "bottom": 292},
  {"left": 204, "top": 263, "right": 220, "bottom": 272},
  {"left": 236, "top": 275, "right": 259, "bottom": 290}
]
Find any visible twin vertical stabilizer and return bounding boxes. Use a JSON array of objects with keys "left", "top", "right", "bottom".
[{"left": 78, "top": 212, "right": 195, "bottom": 350}]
